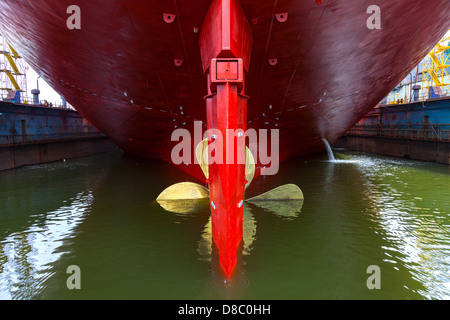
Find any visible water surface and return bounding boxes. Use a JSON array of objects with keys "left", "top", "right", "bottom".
[{"left": 0, "top": 150, "right": 449, "bottom": 300}]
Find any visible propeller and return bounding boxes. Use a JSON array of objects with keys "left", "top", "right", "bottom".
[
  {"left": 156, "top": 182, "right": 209, "bottom": 214},
  {"left": 155, "top": 140, "right": 304, "bottom": 216},
  {"left": 246, "top": 184, "right": 304, "bottom": 218}
]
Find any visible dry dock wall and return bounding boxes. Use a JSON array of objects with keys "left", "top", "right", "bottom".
[
  {"left": 0, "top": 137, "right": 119, "bottom": 171},
  {"left": 0, "top": 101, "right": 120, "bottom": 170},
  {"left": 335, "top": 135, "right": 450, "bottom": 165}
]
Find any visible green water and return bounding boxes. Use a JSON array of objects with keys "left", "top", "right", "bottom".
[{"left": 0, "top": 149, "right": 449, "bottom": 300}]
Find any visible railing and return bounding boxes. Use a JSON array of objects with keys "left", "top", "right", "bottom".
[
  {"left": 1, "top": 96, "right": 75, "bottom": 110},
  {"left": 384, "top": 86, "right": 450, "bottom": 105},
  {"left": 345, "top": 124, "right": 450, "bottom": 141},
  {"left": 0, "top": 132, "right": 105, "bottom": 146}
]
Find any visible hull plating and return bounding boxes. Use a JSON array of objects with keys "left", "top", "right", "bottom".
[{"left": 1, "top": 0, "right": 449, "bottom": 276}]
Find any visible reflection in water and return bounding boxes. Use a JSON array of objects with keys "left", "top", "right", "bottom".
[
  {"left": 157, "top": 181, "right": 304, "bottom": 280},
  {"left": 197, "top": 206, "right": 257, "bottom": 262},
  {"left": 351, "top": 154, "right": 450, "bottom": 299},
  {"left": 1, "top": 150, "right": 450, "bottom": 299},
  {"left": 157, "top": 199, "right": 210, "bottom": 215},
  {"left": 157, "top": 185, "right": 303, "bottom": 298},
  {"left": 157, "top": 197, "right": 260, "bottom": 299},
  {"left": 247, "top": 200, "right": 303, "bottom": 219},
  {"left": 0, "top": 192, "right": 93, "bottom": 300}
]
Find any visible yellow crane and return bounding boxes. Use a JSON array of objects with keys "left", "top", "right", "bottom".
[
  {"left": 0, "top": 34, "right": 27, "bottom": 101},
  {"left": 422, "top": 32, "right": 450, "bottom": 97}
]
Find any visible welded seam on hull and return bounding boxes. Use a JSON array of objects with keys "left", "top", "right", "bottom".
[
  {"left": 172, "top": 0, "right": 197, "bottom": 119},
  {"left": 255, "top": 0, "right": 278, "bottom": 116},
  {"left": 280, "top": 69, "right": 296, "bottom": 113},
  {"left": 120, "top": 0, "right": 140, "bottom": 34},
  {"left": 156, "top": 71, "right": 171, "bottom": 113},
  {"left": 310, "top": 0, "right": 330, "bottom": 38}
]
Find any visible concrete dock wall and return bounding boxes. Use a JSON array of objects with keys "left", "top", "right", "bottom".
[
  {"left": 335, "top": 135, "right": 450, "bottom": 165},
  {"left": 0, "top": 101, "right": 99, "bottom": 136},
  {"left": 0, "top": 101, "right": 120, "bottom": 171},
  {"left": 0, "top": 137, "right": 119, "bottom": 171}
]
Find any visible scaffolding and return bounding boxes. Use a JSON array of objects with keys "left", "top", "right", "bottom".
[
  {"left": 384, "top": 30, "right": 450, "bottom": 105},
  {"left": 0, "top": 34, "right": 28, "bottom": 103},
  {"left": 422, "top": 31, "right": 450, "bottom": 99}
]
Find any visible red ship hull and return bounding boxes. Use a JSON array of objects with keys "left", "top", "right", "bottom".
[{"left": 1, "top": 0, "right": 449, "bottom": 276}]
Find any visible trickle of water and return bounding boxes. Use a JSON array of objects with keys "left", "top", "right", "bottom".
[{"left": 321, "top": 137, "right": 336, "bottom": 161}]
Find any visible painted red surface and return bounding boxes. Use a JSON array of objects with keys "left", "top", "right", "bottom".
[
  {"left": 0, "top": 0, "right": 447, "bottom": 167},
  {"left": 199, "top": 0, "right": 252, "bottom": 72},
  {"left": 201, "top": 0, "right": 251, "bottom": 276},
  {"left": 205, "top": 78, "right": 248, "bottom": 276},
  {"left": 1, "top": 0, "right": 450, "bottom": 276}
]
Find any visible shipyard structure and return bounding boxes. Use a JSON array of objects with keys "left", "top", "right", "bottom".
[{"left": 339, "top": 31, "right": 450, "bottom": 164}]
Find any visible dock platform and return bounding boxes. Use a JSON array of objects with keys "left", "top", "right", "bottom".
[{"left": 0, "top": 101, "right": 119, "bottom": 170}]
